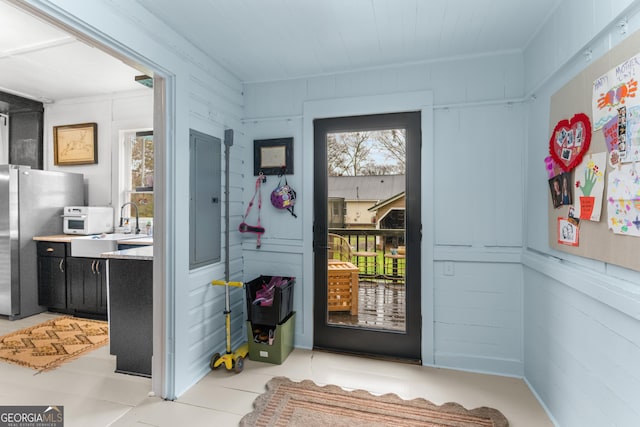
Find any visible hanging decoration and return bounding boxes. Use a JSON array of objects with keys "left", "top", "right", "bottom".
[
  {"left": 548, "top": 113, "right": 592, "bottom": 172},
  {"left": 544, "top": 155, "right": 563, "bottom": 179},
  {"left": 621, "top": 104, "right": 640, "bottom": 163},
  {"left": 558, "top": 217, "right": 580, "bottom": 246},
  {"left": 270, "top": 173, "right": 297, "bottom": 218},
  {"left": 548, "top": 171, "right": 573, "bottom": 208},
  {"left": 239, "top": 173, "right": 266, "bottom": 248},
  {"left": 606, "top": 162, "right": 640, "bottom": 237},
  {"left": 592, "top": 53, "right": 640, "bottom": 131},
  {"left": 573, "top": 152, "right": 606, "bottom": 221}
]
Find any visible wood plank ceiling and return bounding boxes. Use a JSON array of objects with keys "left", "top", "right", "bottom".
[
  {"left": 0, "top": 0, "right": 560, "bottom": 102},
  {"left": 136, "top": 0, "right": 561, "bottom": 82}
]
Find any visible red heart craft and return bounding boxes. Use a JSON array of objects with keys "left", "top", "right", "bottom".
[{"left": 548, "top": 113, "right": 592, "bottom": 172}]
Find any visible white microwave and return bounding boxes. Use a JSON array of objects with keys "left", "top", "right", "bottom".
[{"left": 63, "top": 206, "right": 114, "bottom": 235}]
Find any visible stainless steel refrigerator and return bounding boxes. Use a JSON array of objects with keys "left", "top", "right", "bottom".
[{"left": 0, "top": 165, "right": 84, "bottom": 319}]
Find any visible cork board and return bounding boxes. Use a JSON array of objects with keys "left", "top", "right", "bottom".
[{"left": 548, "top": 29, "right": 640, "bottom": 271}]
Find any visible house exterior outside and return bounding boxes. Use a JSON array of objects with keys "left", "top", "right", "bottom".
[
  {"left": 369, "top": 191, "right": 406, "bottom": 249},
  {"left": 328, "top": 175, "right": 404, "bottom": 228}
]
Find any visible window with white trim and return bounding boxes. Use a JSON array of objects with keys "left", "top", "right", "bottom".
[{"left": 121, "top": 129, "right": 154, "bottom": 227}]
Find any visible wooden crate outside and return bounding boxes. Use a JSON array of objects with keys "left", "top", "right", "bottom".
[{"left": 327, "top": 261, "right": 359, "bottom": 315}]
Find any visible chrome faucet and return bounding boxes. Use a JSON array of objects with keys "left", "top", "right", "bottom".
[{"left": 120, "top": 202, "right": 140, "bottom": 234}]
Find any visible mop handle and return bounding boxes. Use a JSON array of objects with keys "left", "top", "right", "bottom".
[{"left": 211, "top": 280, "right": 243, "bottom": 288}]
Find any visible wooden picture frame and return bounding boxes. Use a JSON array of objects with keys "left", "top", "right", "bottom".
[
  {"left": 53, "top": 122, "right": 98, "bottom": 165},
  {"left": 254, "top": 137, "right": 293, "bottom": 175}
]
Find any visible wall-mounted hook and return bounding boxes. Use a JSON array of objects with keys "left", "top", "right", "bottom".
[{"left": 618, "top": 18, "right": 628, "bottom": 35}]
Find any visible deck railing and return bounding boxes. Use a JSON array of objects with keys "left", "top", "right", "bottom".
[
  {"left": 328, "top": 228, "right": 404, "bottom": 253},
  {"left": 328, "top": 228, "right": 405, "bottom": 280}
]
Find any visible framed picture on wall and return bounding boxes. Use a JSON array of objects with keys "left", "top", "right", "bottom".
[
  {"left": 53, "top": 122, "right": 98, "bottom": 165},
  {"left": 253, "top": 137, "right": 293, "bottom": 175}
]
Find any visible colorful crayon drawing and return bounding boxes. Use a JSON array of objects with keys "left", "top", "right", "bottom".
[{"left": 607, "top": 163, "right": 640, "bottom": 237}]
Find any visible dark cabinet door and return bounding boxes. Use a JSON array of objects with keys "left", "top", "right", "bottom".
[
  {"left": 37, "top": 256, "right": 66, "bottom": 309},
  {"left": 67, "top": 257, "right": 107, "bottom": 317},
  {"left": 95, "top": 259, "right": 108, "bottom": 312},
  {"left": 36, "top": 242, "right": 67, "bottom": 310}
]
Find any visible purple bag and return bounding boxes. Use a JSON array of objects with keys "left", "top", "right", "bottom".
[{"left": 253, "top": 276, "right": 288, "bottom": 307}]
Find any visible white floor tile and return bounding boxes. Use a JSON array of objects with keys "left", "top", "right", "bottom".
[{"left": 0, "top": 314, "right": 552, "bottom": 427}]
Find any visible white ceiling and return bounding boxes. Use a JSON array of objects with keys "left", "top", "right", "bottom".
[
  {"left": 0, "top": 0, "right": 560, "bottom": 103},
  {"left": 0, "top": 0, "right": 143, "bottom": 105},
  {"left": 136, "top": 0, "right": 560, "bottom": 82}
]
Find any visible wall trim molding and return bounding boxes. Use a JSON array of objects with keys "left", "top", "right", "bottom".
[
  {"left": 434, "top": 246, "right": 522, "bottom": 263},
  {"left": 522, "top": 249, "right": 640, "bottom": 321}
]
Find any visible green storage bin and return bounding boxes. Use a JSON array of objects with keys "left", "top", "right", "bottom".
[{"left": 247, "top": 312, "right": 295, "bottom": 364}]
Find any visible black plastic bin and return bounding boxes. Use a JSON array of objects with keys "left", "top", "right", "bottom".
[{"left": 245, "top": 275, "right": 295, "bottom": 326}]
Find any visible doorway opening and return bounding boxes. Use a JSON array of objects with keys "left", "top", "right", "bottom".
[
  {"left": 313, "top": 111, "right": 421, "bottom": 361},
  {"left": 6, "top": 1, "right": 170, "bottom": 397}
]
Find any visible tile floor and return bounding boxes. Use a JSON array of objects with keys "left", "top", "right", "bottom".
[{"left": 0, "top": 313, "right": 554, "bottom": 427}]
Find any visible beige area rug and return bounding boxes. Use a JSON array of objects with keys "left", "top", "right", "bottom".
[
  {"left": 240, "top": 376, "right": 509, "bottom": 427},
  {"left": 0, "top": 316, "right": 109, "bottom": 372}
]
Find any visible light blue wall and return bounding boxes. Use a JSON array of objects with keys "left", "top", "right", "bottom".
[
  {"left": 523, "top": 1, "right": 640, "bottom": 425},
  {"left": 28, "top": 0, "right": 246, "bottom": 399},
  {"left": 243, "top": 53, "right": 526, "bottom": 376},
  {"left": 31, "top": 2, "right": 640, "bottom": 422}
]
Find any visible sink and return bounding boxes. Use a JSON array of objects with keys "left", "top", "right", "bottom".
[{"left": 71, "top": 233, "right": 149, "bottom": 257}]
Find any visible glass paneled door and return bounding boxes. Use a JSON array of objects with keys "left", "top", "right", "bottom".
[{"left": 313, "top": 112, "right": 421, "bottom": 361}]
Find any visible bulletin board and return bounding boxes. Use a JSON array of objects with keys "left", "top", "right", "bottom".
[{"left": 548, "top": 28, "right": 640, "bottom": 271}]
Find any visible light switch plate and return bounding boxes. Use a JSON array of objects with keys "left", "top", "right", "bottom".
[{"left": 444, "top": 261, "right": 455, "bottom": 276}]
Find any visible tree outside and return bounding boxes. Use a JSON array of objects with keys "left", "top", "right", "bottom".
[
  {"left": 327, "top": 129, "right": 406, "bottom": 176},
  {"left": 129, "top": 133, "right": 154, "bottom": 218}
]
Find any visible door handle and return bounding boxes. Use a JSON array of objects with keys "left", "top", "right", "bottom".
[
  {"left": 95, "top": 260, "right": 101, "bottom": 274},
  {"left": 59, "top": 259, "right": 64, "bottom": 273},
  {"left": 91, "top": 260, "right": 96, "bottom": 274}
]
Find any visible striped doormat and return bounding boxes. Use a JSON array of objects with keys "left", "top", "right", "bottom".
[{"left": 241, "top": 376, "right": 509, "bottom": 427}]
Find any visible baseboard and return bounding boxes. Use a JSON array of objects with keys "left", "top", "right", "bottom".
[
  {"left": 434, "top": 353, "right": 523, "bottom": 377},
  {"left": 523, "top": 376, "right": 561, "bottom": 427}
]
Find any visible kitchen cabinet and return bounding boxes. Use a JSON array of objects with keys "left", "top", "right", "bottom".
[
  {"left": 1, "top": 91, "right": 44, "bottom": 169},
  {"left": 36, "top": 242, "right": 68, "bottom": 310},
  {"left": 67, "top": 257, "right": 108, "bottom": 319},
  {"left": 36, "top": 241, "right": 107, "bottom": 319},
  {"left": 108, "top": 257, "right": 152, "bottom": 377}
]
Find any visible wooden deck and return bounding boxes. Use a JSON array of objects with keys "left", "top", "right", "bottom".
[{"left": 327, "top": 277, "right": 406, "bottom": 331}]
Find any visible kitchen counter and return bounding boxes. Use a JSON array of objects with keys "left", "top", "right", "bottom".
[
  {"left": 34, "top": 233, "right": 152, "bottom": 244},
  {"left": 118, "top": 236, "right": 153, "bottom": 245},
  {"left": 100, "top": 245, "right": 153, "bottom": 261},
  {"left": 33, "top": 234, "right": 78, "bottom": 243}
]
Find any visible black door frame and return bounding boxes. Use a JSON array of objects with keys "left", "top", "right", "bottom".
[{"left": 313, "top": 111, "right": 422, "bottom": 361}]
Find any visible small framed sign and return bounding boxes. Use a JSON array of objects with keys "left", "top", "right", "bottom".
[
  {"left": 53, "top": 122, "right": 98, "bottom": 165},
  {"left": 254, "top": 137, "right": 293, "bottom": 175}
]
